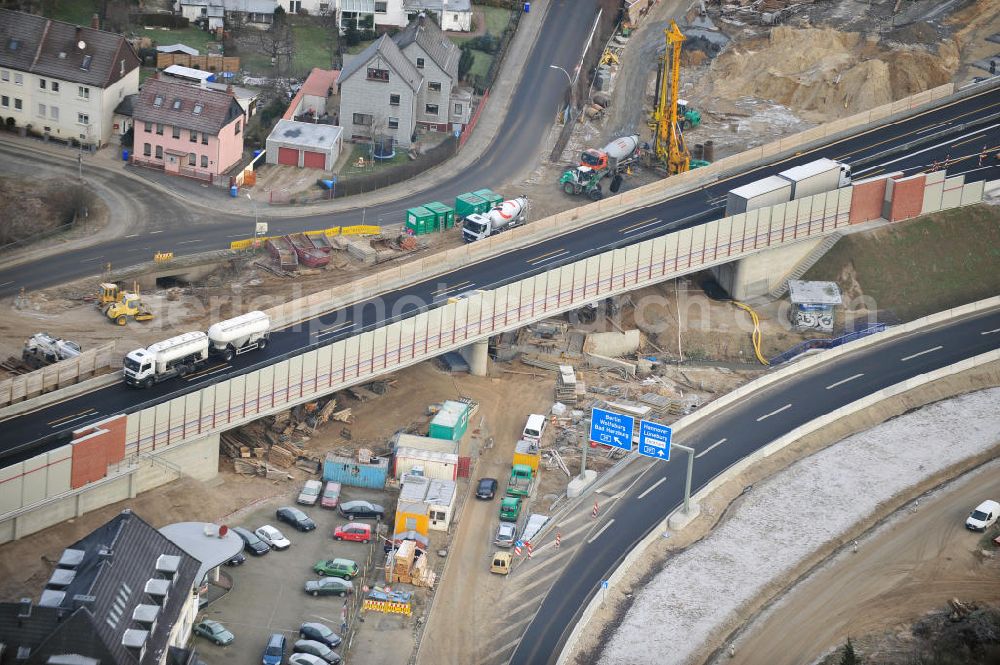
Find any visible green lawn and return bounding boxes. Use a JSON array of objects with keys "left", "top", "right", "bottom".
[
  {"left": 46, "top": 0, "right": 99, "bottom": 25},
  {"left": 451, "top": 6, "right": 511, "bottom": 44},
  {"left": 290, "top": 22, "right": 337, "bottom": 74},
  {"left": 468, "top": 49, "right": 493, "bottom": 79},
  {"left": 135, "top": 26, "right": 221, "bottom": 54}
]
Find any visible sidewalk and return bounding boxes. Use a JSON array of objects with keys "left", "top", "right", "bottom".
[{"left": 0, "top": 1, "right": 552, "bottom": 221}]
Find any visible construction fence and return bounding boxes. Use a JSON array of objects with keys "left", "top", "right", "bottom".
[
  {"left": 229, "top": 225, "right": 382, "bottom": 251},
  {"left": 0, "top": 342, "right": 116, "bottom": 408}
]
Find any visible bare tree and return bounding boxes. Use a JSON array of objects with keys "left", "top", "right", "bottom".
[{"left": 258, "top": 12, "right": 295, "bottom": 74}]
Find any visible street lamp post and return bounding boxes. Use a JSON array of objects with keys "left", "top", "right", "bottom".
[
  {"left": 549, "top": 64, "right": 575, "bottom": 118},
  {"left": 246, "top": 192, "right": 260, "bottom": 252}
]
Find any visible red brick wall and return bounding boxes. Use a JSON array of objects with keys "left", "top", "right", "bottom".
[
  {"left": 70, "top": 415, "right": 127, "bottom": 489},
  {"left": 848, "top": 178, "right": 887, "bottom": 224},
  {"left": 888, "top": 174, "right": 926, "bottom": 222}
]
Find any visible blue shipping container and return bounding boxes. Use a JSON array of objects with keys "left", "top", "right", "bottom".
[{"left": 323, "top": 453, "right": 388, "bottom": 489}]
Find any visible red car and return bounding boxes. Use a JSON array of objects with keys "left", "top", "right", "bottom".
[
  {"left": 333, "top": 522, "right": 371, "bottom": 543},
  {"left": 320, "top": 481, "right": 342, "bottom": 509}
]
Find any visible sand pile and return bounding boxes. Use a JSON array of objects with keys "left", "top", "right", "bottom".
[{"left": 696, "top": 27, "right": 957, "bottom": 122}]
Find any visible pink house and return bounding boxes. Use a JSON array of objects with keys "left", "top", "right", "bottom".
[{"left": 132, "top": 76, "right": 244, "bottom": 181}]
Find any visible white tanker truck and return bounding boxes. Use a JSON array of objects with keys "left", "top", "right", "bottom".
[
  {"left": 123, "top": 311, "right": 271, "bottom": 388},
  {"left": 462, "top": 197, "right": 529, "bottom": 242}
]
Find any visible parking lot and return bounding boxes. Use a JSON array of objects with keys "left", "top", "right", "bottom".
[{"left": 192, "top": 485, "right": 396, "bottom": 664}]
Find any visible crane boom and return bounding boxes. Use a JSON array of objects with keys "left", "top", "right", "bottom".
[{"left": 653, "top": 20, "right": 691, "bottom": 175}]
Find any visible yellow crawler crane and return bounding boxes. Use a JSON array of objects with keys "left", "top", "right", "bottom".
[{"left": 652, "top": 20, "right": 691, "bottom": 175}]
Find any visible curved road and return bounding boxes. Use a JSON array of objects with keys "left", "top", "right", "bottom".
[
  {"left": 0, "top": 0, "right": 599, "bottom": 295},
  {"left": 509, "top": 307, "right": 1000, "bottom": 664}
]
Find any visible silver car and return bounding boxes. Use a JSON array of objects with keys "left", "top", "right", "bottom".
[
  {"left": 297, "top": 480, "right": 323, "bottom": 506},
  {"left": 495, "top": 522, "right": 516, "bottom": 548}
]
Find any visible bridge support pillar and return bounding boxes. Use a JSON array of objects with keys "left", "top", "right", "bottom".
[
  {"left": 711, "top": 237, "right": 825, "bottom": 301},
  {"left": 460, "top": 339, "right": 489, "bottom": 377}
]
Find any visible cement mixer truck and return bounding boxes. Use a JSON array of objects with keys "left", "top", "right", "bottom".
[
  {"left": 123, "top": 311, "right": 271, "bottom": 387},
  {"left": 560, "top": 134, "right": 640, "bottom": 200},
  {"left": 462, "top": 197, "right": 529, "bottom": 242}
]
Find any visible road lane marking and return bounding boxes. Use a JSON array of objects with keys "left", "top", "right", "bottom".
[
  {"left": 0, "top": 281, "right": 14, "bottom": 288},
  {"left": 587, "top": 518, "right": 615, "bottom": 544},
  {"left": 950, "top": 132, "right": 987, "bottom": 148},
  {"left": 826, "top": 373, "right": 865, "bottom": 390},
  {"left": 696, "top": 438, "right": 728, "bottom": 459},
  {"left": 637, "top": 477, "right": 666, "bottom": 499},
  {"left": 184, "top": 364, "right": 229, "bottom": 381},
  {"left": 80, "top": 256, "right": 104, "bottom": 263},
  {"left": 177, "top": 239, "right": 202, "bottom": 245},
  {"left": 149, "top": 230, "right": 164, "bottom": 234},
  {"left": 47, "top": 408, "right": 98, "bottom": 427},
  {"left": 981, "top": 327, "right": 1000, "bottom": 335},
  {"left": 317, "top": 322, "right": 353, "bottom": 337},
  {"left": 430, "top": 280, "right": 471, "bottom": 296},
  {"left": 124, "top": 233, "right": 139, "bottom": 238},
  {"left": 526, "top": 248, "right": 569, "bottom": 265},
  {"left": 900, "top": 345, "right": 943, "bottom": 362},
  {"left": 756, "top": 404, "right": 791, "bottom": 422},
  {"left": 619, "top": 217, "right": 660, "bottom": 234}
]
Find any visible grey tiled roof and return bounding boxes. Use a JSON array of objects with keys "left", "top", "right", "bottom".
[
  {"left": 0, "top": 9, "right": 140, "bottom": 88},
  {"left": 135, "top": 77, "right": 244, "bottom": 134},
  {"left": 394, "top": 16, "right": 459, "bottom": 80},
  {"left": 340, "top": 34, "right": 422, "bottom": 92}
]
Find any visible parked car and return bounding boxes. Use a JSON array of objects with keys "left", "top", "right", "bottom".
[
  {"left": 297, "top": 479, "right": 323, "bottom": 506},
  {"left": 232, "top": 526, "right": 270, "bottom": 556},
  {"left": 966, "top": 499, "right": 1000, "bottom": 531},
  {"left": 313, "top": 558, "right": 359, "bottom": 579},
  {"left": 298, "top": 622, "right": 342, "bottom": 648},
  {"left": 476, "top": 478, "right": 498, "bottom": 500},
  {"left": 255, "top": 524, "right": 291, "bottom": 550},
  {"left": 338, "top": 500, "right": 385, "bottom": 520},
  {"left": 288, "top": 655, "right": 328, "bottom": 665},
  {"left": 193, "top": 619, "right": 234, "bottom": 645},
  {"left": 225, "top": 551, "right": 246, "bottom": 566},
  {"left": 494, "top": 522, "right": 516, "bottom": 548},
  {"left": 276, "top": 506, "right": 317, "bottom": 532},
  {"left": 262, "top": 632, "right": 286, "bottom": 665},
  {"left": 304, "top": 577, "right": 354, "bottom": 597},
  {"left": 292, "top": 639, "right": 341, "bottom": 664},
  {"left": 320, "top": 481, "right": 342, "bottom": 509},
  {"left": 333, "top": 522, "right": 371, "bottom": 543}
]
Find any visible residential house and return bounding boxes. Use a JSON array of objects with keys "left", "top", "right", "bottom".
[
  {"left": 0, "top": 9, "right": 141, "bottom": 147},
  {"left": 334, "top": 0, "right": 471, "bottom": 31},
  {"left": 174, "top": 0, "right": 226, "bottom": 30},
  {"left": 133, "top": 76, "right": 245, "bottom": 181},
  {"left": 0, "top": 509, "right": 201, "bottom": 665},
  {"left": 222, "top": 0, "right": 276, "bottom": 26},
  {"left": 338, "top": 34, "right": 421, "bottom": 146},
  {"left": 403, "top": 0, "right": 472, "bottom": 31},
  {"left": 338, "top": 15, "right": 470, "bottom": 146}
]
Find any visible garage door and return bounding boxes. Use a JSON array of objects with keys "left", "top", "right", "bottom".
[
  {"left": 277, "top": 146, "right": 298, "bottom": 166},
  {"left": 302, "top": 150, "right": 326, "bottom": 170}
]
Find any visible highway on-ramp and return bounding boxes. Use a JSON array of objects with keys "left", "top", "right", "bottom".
[
  {"left": 1, "top": 84, "right": 997, "bottom": 463},
  {"left": 509, "top": 306, "right": 1000, "bottom": 665}
]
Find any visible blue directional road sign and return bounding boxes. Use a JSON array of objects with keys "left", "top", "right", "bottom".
[
  {"left": 590, "top": 407, "right": 634, "bottom": 450},
  {"left": 637, "top": 420, "right": 672, "bottom": 461}
]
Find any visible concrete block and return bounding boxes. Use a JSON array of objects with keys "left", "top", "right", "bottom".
[
  {"left": 668, "top": 504, "right": 701, "bottom": 530},
  {"left": 583, "top": 330, "right": 641, "bottom": 356},
  {"left": 567, "top": 470, "right": 598, "bottom": 498}
]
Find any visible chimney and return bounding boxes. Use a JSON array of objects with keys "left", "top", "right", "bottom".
[
  {"left": 418, "top": 11, "right": 425, "bottom": 26},
  {"left": 75, "top": 26, "right": 82, "bottom": 40},
  {"left": 90, "top": 13, "right": 100, "bottom": 30},
  {"left": 226, "top": 83, "right": 234, "bottom": 96}
]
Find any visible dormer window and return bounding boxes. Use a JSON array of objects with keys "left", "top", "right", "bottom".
[
  {"left": 7, "top": 38, "right": 19, "bottom": 51},
  {"left": 172, "top": 98, "right": 181, "bottom": 110},
  {"left": 153, "top": 95, "right": 163, "bottom": 107},
  {"left": 81, "top": 55, "right": 92, "bottom": 71},
  {"left": 193, "top": 103, "right": 203, "bottom": 114}
]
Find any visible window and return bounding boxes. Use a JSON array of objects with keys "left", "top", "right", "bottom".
[
  {"left": 120, "top": 59, "right": 125, "bottom": 75},
  {"left": 319, "top": 2, "right": 329, "bottom": 12},
  {"left": 37, "top": 103, "right": 45, "bottom": 117},
  {"left": 1, "top": 96, "right": 7, "bottom": 108},
  {"left": 416, "top": 57, "right": 424, "bottom": 69},
  {"left": 78, "top": 86, "right": 89, "bottom": 99},
  {"left": 172, "top": 126, "right": 180, "bottom": 139},
  {"left": 352, "top": 113, "right": 373, "bottom": 126},
  {"left": 235, "top": 120, "right": 241, "bottom": 135},
  {"left": 50, "top": 106, "right": 58, "bottom": 120},
  {"left": 188, "top": 152, "right": 196, "bottom": 166},
  {"left": 80, "top": 55, "right": 93, "bottom": 71},
  {"left": 375, "top": 1, "right": 387, "bottom": 13},
  {"left": 0, "top": 70, "right": 7, "bottom": 82},
  {"left": 77, "top": 112, "right": 89, "bottom": 125},
  {"left": 201, "top": 155, "right": 208, "bottom": 168},
  {"left": 153, "top": 95, "right": 163, "bottom": 107},
  {"left": 39, "top": 78, "right": 46, "bottom": 90},
  {"left": 14, "top": 72, "right": 23, "bottom": 85},
  {"left": 431, "top": 510, "right": 446, "bottom": 521},
  {"left": 14, "top": 98, "right": 22, "bottom": 111},
  {"left": 428, "top": 81, "right": 441, "bottom": 92},
  {"left": 193, "top": 103, "right": 203, "bottom": 115},
  {"left": 51, "top": 81, "right": 59, "bottom": 92},
  {"left": 404, "top": 517, "right": 417, "bottom": 531},
  {"left": 289, "top": 0, "right": 300, "bottom": 11},
  {"left": 425, "top": 103, "right": 439, "bottom": 115},
  {"left": 172, "top": 98, "right": 182, "bottom": 110},
  {"left": 366, "top": 68, "right": 389, "bottom": 82},
  {"left": 155, "top": 145, "right": 163, "bottom": 159},
  {"left": 190, "top": 130, "right": 197, "bottom": 142},
  {"left": 143, "top": 143, "right": 151, "bottom": 156},
  {"left": 389, "top": 93, "right": 400, "bottom": 106},
  {"left": 454, "top": 103, "right": 462, "bottom": 115},
  {"left": 144, "top": 121, "right": 152, "bottom": 132},
  {"left": 156, "top": 123, "right": 164, "bottom": 135},
  {"left": 201, "top": 134, "right": 208, "bottom": 145},
  {"left": 388, "top": 116, "right": 398, "bottom": 129}
]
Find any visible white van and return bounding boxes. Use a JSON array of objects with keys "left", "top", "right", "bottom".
[{"left": 522, "top": 414, "right": 547, "bottom": 442}]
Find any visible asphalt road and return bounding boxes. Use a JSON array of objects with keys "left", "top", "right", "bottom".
[
  {"left": 509, "top": 306, "right": 1000, "bottom": 665},
  {"left": 1, "top": 83, "right": 997, "bottom": 463},
  {"left": 0, "top": 0, "right": 599, "bottom": 296}
]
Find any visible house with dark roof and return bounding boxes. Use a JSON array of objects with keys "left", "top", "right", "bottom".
[
  {"left": 132, "top": 75, "right": 245, "bottom": 180},
  {"left": 0, "top": 509, "right": 202, "bottom": 665},
  {"left": 337, "top": 14, "right": 470, "bottom": 147},
  {"left": 0, "top": 9, "right": 141, "bottom": 147}
]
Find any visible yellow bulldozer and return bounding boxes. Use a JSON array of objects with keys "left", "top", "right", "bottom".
[{"left": 99, "top": 282, "right": 154, "bottom": 325}]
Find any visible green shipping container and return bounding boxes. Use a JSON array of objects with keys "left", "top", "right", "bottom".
[
  {"left": 455, "top": 193, "right": 488, "bottom": 219},
  {"left": 428, "top": 400, "right": 471, "bottom": 441},
  {"left": 424, "top": 201, "right": 456, "bottom": 229},
  {"left": 472, "top": 188, "right": 503, "bottom": 208},
  {"left": 405, "top": 206, "right": 435, "bottom": 235}
]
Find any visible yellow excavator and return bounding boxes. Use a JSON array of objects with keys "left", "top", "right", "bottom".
[{"left": 100, "top": 282, "right": 154, "bottom": 325}]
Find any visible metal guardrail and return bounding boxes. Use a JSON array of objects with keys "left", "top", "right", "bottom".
[{"left": 768, "top": 322, "right": 889, "bottom": 366}]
